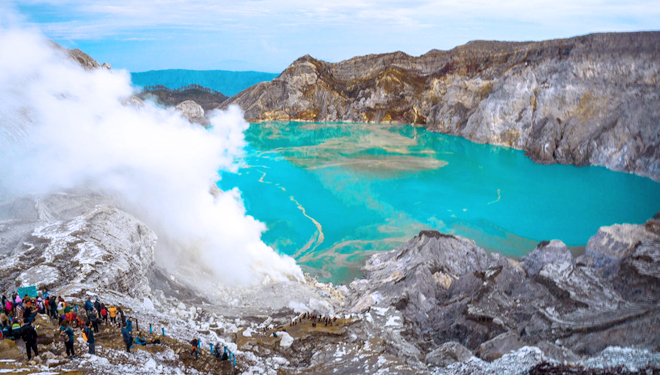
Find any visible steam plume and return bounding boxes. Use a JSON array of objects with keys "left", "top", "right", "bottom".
[{"left": 0, "top": 24, "right": 303, "bottom": 286}]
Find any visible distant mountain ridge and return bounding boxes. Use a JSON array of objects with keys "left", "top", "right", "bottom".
[
  {"left": 131, "top": 69, "right": 279, "bottom": 97},
  {"left": 220, "top": 31, "right": 660, "bottom": 181}
]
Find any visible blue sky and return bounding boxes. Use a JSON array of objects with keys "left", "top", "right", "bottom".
[{"left": 7, "top": 0, "right": 660, "bottom": 73}]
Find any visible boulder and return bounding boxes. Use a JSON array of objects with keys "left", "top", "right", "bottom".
[
  {"left": 476, "top": 331, "right": 524, "bottom": 361},
  {"left": 521, "top": 240, "right": 573, "bottom": 277},
  {"left": 175, "top": 100, "right": 210, "bottom": 126},
  {"left": 425, "top": 341, "right": 472, "bottom": 367},
  {"left": 0, "top": 339, "right": 22, "bottom": 359}
]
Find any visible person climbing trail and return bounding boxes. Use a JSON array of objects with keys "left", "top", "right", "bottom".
[
  {"left": 84, "top": 321, "right": 95, "bottom": 355},
  {"left": 108, "top": 305, "right": 117, "bottom": 325},
  {"left": 88, "top": 309, "right": 99, "bottom": 333},
  {"left": 60, "top": 321, "right": 75, "bottom": 358},
  {"left": 22, "top": 322, "right": 38, "bottom": 360},
  {"left": 121, "top": 323, "right": 133, "bottom": 353},
  {"left": 100, "top": 305, "right": 108, "bottom": 324},
  {"left": 190, "top": 338, "right": 199, "bottom": 360}
]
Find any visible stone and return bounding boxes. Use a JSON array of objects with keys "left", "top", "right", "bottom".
[
  {"left": 534, "top": 341, "right": 580, "bottom": 363},
  {"left": 521, "top": 240, "right": 573, "bottom": 277},
  {"left": 0, "top": 339, "right": 22, "bottom": 359},
  {"left": 425, "top": 342, "right": 473, "bottom": 367},
  {"left": 476, "top": 331, "right": 524, "bottom": 361}
]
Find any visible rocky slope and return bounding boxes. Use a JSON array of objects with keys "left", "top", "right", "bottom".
[
  {"left": 137, "top": 84, "right": 228, "bottom": 112},
  {"left": 220, "top": 32, "right": 660, "bottom": 181},
  {"left": 3, "top": 201, "right": 660, "bottom": 374}
]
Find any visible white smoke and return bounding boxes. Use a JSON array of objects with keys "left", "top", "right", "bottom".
[{"left": 0, "top": 25, "right": 303, "bottom": 286}]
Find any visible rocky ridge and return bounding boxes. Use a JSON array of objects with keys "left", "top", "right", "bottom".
[{"left": 220, "top": 32, "right": 660, "bottom": 181}]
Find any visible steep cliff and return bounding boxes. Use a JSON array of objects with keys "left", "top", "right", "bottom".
[{"left": 221, "top": 32, "right": 660, "bottom": 180}]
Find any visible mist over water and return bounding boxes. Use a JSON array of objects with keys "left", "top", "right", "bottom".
[{"left": 0, "top": 25, "right": 303, "bottom": 286}]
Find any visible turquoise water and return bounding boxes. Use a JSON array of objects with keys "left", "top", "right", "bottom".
[
  {"left": 220, "top": 122, "right": 660, "bottom": 283},
  {"left": 131, "top": 69, "right": 278, "bottom": 97}
]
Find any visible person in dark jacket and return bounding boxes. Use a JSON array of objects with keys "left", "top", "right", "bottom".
[
  {"left": 49, "top": 297, "right": 57, "bottom": 319},
  {"left": 190, "top": 338, "right": 199, "bottom": 360},
  {"left": 83, "top": 321, "right": 95, "bottom": 355},
  {"left": 60, "top": 322, "right": 75, "bottom": 358},
  {"left": 117, "top": 306, "right": 125, "bottom": 327},
  {"left": 121, "top": 324, "right": 133, "bottom": 353},
  {"left": 88, "top": 309, "right": 99, "bottom": 333},
  {"left": 93, "top": 298, "right": 101, "bottom": 315},
  {"left": 22, "top": 323, "right": 38, "bottom": 360}
]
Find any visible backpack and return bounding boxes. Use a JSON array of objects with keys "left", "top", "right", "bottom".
[{"left": 101, "top": 308, "right": 107, "bottom": 316}]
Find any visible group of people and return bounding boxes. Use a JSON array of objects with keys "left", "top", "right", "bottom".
[
  {"left": 2, "top": 288, "right": 233, "bottom": 367},
  {"left": 190, "top": 338, "right": 231, "bottom": 363},
  {"left": 1, "top": 289, "right": 145, "bottom": 360}
]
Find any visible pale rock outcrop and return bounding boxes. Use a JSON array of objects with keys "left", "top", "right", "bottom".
[{"left": 175, "top": 100, "right": 210, "bottom": 126}]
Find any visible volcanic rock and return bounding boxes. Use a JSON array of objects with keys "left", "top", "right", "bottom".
[
  {"left": 425, "top": 341, "right": 473, "bottom": 367},
  {"left": 221, "top": 32, "right": 660, "bottom": 180}
]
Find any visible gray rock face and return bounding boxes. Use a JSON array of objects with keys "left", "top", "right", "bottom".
[
  {"left": 425, "top": 342, "right": 473, "bottom": 367},
  {"left": 347, "top": 215, "right": 660, "bottom": 365},
  {"left": 0, "top": 194, "right": 157, "bottom": 298},
  {"left": 221, "top": 32, "right": 660, "bottom": 180},
  {"left": 476, "top": 331, "right": 524, "bottom": 361},
  {"left": 521, "top": 240, "right": 573, "bottom": 277}
]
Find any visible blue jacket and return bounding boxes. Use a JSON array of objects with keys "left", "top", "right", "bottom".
[
  {"left": 121, "top": 327, "right": 132, "bottom": 343},
  {"left": 64, "top": 327, "right": 74, "bottom": 343}
]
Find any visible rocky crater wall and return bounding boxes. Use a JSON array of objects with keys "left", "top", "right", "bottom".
[{"left": 221, "top": 32, "right": 660, "bottom": 181}]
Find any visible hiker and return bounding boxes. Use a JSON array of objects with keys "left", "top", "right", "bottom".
[
  {"left": 22, "top": 322, "right": 38, "bottom": 360},
  {"left": 100, "top": 305, "right": 108, "bottom": 324},
  {"left": 135, "top": 331, "right": 147, "bottom": 346},
  {"left": 5, "top": 299, "right": 13, "bottom": 317},
  {"left": 83, "top": 321, "right": 95, "bottom": 355},
  {"left": 57, "top": 297, "right": 65, "bottom": 316},
  {"left": 85, "top": 297, "right": 93, "bottom": 313},
  {"left": 126, "top": 316, "right": 133, "bottom": 333},
  {"left": 108, "top": 305, "right": 117, "bottom": 324},
  {"left": 88, "top": 309, "right": 99, "bottom": 333},
  {"left": 190, "top": 338, "right": 199, "bottom": 360},
  {"left": 117, "top": 306, "right": 125, "bottom": 327},
  {"left": 121, "top": 323, "right": 133, "bottom": 353},
  {"left": 23, "top": 302, "right": 38, "bottom": 325},
  {"left": 36, "top": 297, "right": 44, "bottom": 314},
  {"left": 49, "top": 297, "right": 57, "bottom": 319},
  {"left": 214, "top": 345, "right": 228, "bottom": 361},
  {"left": 44, "top": 297, "right": 50, "bottom": 316},
  {"left": 60, "top": 321, "right": 75, "bottom": 358},
  {"left": 94, "top": 298, "right": 101, "bottom": 316}
]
